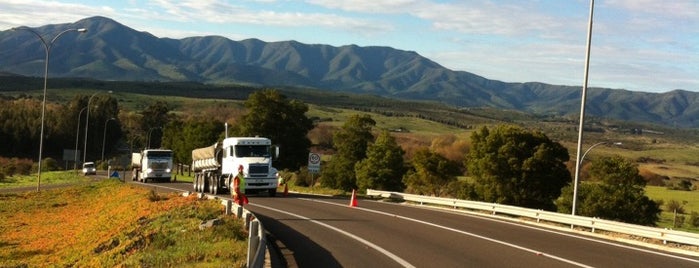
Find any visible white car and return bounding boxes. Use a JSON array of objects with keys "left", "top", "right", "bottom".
[{"left": 82, "top": 162, "right": 97, "bottom": 175}]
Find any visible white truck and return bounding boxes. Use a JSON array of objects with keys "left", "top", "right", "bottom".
[
  {"left": 131, "top": 149, "right": 174, "bottom": 182},
  {"left": 191, "top": 137, "right": 279, "bottom": 196}
]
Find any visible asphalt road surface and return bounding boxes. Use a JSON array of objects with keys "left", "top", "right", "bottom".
[{"left": 145, "top": 181, "right": 699, "bottom": 267}]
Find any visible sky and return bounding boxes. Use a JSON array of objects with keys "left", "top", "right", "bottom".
[{"left": 1, "top": 0, "right": 697, "bottom": 93}]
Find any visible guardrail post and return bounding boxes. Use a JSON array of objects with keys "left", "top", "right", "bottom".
[
  {"left": 247, "top": 221, "right": 260, "bottom": 268},
  {"left": 245, "top": 212, "right": 253, "bottom": 229},
  {"left": 224, "top": 200, "right": 232, "bottom": 215},
  {"left": 236, "top": 205, "right": 243, "bottom": 218}
]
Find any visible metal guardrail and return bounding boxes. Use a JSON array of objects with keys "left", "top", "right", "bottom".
[
  {"left": 366, "top": 189, "right": 699, "bottom": 247},
  {"left": 221, "top": 199, "right": 267, "bottom": 268},
  {"left": 182, "top": 192, "right": 267, "bottom": 268}
]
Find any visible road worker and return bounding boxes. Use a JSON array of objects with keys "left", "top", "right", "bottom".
[{"left": 232, "top": 165, "right": 248, "bottom": 205}]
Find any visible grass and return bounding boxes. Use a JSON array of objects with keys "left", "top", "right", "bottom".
[
  {"left": 646, "top": 186, "right": 699, "bottom": 232},
  {"left": 285, "top": 183, "right": 347, "bottom": 197},
  {"left": 0, "top": 171, "right": 91, "bottom": 188},
  {"left": 0, "top": 179, "right": 248, "bottom": 267}
]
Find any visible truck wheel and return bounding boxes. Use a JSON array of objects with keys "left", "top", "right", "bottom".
[
  {"left": 203, "top": 175, "right": 209, "bottom": 193},
  {"left": 269, "top": 188, "right": 277, "bottom": 197},
  {"left": 211, "top": 177, "right": 219, "bottom": 195}
]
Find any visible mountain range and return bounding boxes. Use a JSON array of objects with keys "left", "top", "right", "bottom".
[{"left": 1, "top": 16, "right": 698, "bottom": 128}]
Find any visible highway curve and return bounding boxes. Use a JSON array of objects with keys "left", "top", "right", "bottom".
[
  {"left": 148, "top": 182, "right": 699, "bottom": 267},
  {"left": 247, "top": 194, "right": 699, "bottom": 268}
]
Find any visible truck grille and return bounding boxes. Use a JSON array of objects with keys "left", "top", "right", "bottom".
[{"left": 248, "top": 164, "right": 268, "bottom": 177}]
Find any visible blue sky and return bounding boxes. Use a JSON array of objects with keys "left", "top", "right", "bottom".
[{"left": 1, "top": 0, "right": 697, "bottom": 93}]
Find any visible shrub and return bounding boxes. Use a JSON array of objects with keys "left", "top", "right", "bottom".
[
  {"left": 0, "top": 157, "right": 34, "bottom": 176},
  {"left": 674, "top": 214, "right": 686, "bottom": 228},
  {"left": 665, "top": 199, "right": 686, "bottom": 214},
  {"left": 690, "top": 212, "right": 699, "bottom": 228}
]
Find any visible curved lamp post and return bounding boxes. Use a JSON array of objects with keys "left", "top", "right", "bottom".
[
  {"left": 83, "top": 90, "right": 112, "bottom": 164},
  {"left": 572, "top": 141, "right": 621, "bottom": 215},
  {"left": 147, "top": 127, "right": 162, "bottom": 149},
  {"left": 13, "top": 26, "right": 87, "bottom": 191},
  {"left": 102, "top": 118, "right": 116, "bottom": 163},
  {"left": 74, "top": 106, "right": 88, "bottom": 170}
]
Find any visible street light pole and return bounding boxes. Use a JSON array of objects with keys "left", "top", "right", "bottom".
[
  {"left": 102, "top": 118, "right": 116, "bottom": 163},
  {"left": 13, "top": 26, "right": 87, "bottom": 191},
  {"left": 572, "top": 0, "right": 595, "bottom": 216},
  {"left": 147, "top": 127, "right": 162, "bottom": 149},
  {"left": 572, "top": 141, "right": 622, "bottom": 214},
  {"left": 74, "top": 107, "right": 87, "bottom": 171},
  {"left": 83, "top": 90, "right": 112, "bottom": 164}
]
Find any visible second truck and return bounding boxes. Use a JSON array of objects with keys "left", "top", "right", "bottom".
[
  {"left": 191, "top": 137, "right": 279, "bottom": 196},
  {"left": 132, "top": 149, "right": 174, "bottom": 182}
]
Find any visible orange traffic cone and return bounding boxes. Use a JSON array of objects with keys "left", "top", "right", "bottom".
[
  {"left": 349, "top": 189, "right": 358, "bottom": 207},
  {"left": 283, "top": 183, "right": 288, "bottom": 197}
]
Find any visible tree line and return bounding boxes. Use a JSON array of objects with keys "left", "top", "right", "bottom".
[
  {"left": 0, "top": 94, "right": 119, "bottom": 163},
  {"left": 316, "top": 116, "right": 660, "bottom": 226},
  {"left": 0, "top": 89, "right": 660, "bottom": 226}
]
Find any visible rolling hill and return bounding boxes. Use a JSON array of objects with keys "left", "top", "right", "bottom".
[{"left": 1, "top": 16, "right": 698, "bottom": 127}]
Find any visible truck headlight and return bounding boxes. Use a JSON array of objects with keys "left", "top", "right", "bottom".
[
  {"left": 165, "top": 168, "right": 171, "bottom": 173},
  {"left": 146, "top": 168, "right": 153, "bottom": 173}
]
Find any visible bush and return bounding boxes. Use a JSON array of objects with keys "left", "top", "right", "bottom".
[
  {"left": 0, "top": 157, "right": 34, "bottom": 176},
  {"left": 690, "top": 212, "right": 699, "bottom": 228},
  {"left": 674, "top": 214, "right": 686, "bottom": 228},
  {"left": 0, "top": 172, "right": 5, "bottom": 182},
  {"left": 665, "top": 199, "right": 686, "bottom": 214}
]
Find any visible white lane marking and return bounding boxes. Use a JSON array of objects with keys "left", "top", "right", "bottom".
[
  {"left": 249, "top": 202, "right": 416, "bottom": 268},
  {"left": 303, "top": 198, "right": 594, "bottom": 268},
  {"left": 369, "top": 199, "right": 699, "bottom": 264}
]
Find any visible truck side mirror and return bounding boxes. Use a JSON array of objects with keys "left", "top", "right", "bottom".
[{"left": 273, "top": 146, "right": 280, "bottom": 159}]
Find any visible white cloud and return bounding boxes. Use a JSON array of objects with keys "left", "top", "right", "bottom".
[{"left": 0, "top": 1, "right": 117, "bottom": 28}]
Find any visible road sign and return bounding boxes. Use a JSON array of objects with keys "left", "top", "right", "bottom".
[{"left": 308, "top": 153, "right": 321, "bottom": 173}]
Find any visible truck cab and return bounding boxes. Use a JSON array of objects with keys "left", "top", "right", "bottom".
[
  {"left": 222, "top": 137, "right": 279, "bottom": 195},
  {"left": 132, "top": 149, "right": 173, "bottom": 182}
]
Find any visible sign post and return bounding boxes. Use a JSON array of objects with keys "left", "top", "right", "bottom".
[{"left": 308, "top": 153, "right": 321, "bottom": 188}]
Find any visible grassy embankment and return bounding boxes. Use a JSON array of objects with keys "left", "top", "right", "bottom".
[{"left": 0, "top": 177, "right": 248, "bottom": 267}]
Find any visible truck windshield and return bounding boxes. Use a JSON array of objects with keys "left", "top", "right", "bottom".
[
  {"left": 235, "top": 145, "right": 270, "bottom": 157},
  {"left": 146, "top": 151, "right": 172, "bottom": 158}
]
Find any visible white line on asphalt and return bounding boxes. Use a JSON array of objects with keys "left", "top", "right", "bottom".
[
  {"left": 303, "top": 198, "right": 594, "bottom": 268},
  {"left": 366, "top": 198, "right": 699, "bottom": 264},
  {"left": 249, "top": 202, "right": 416, "bottom": 268}
]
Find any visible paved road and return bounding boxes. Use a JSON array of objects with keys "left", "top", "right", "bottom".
[{"left": 146, "top": 181, "right": 699, "bottom": 267}]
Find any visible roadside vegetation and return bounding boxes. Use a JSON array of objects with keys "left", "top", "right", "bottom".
[
  {"left": 2, "top": 81, "right": 699, "bottom": 232},
  {"left": 0, "top": 179, "right": 247, "bottom": 267}
]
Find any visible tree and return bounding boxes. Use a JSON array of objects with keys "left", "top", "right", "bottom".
[
  {"left": 233, "top": 90, "right": 314, "bottom": 170},
  {"left": 162, "top": 118, "right": 224, "bottom": 165},
  {"left": 321, "top": 114, "right": 375, "bottom": 190},
  {"left": 355, "top": 130, "right": 406, "bottom": 192},
  {"left": 402, "top": 149, "right": 460, "bottom": 196},
  {"left": 467, "top": 125, "right": 570, "bottom": 211},
  {"left": 140, "top": 101, "right": 171, "bottom": 149},
  {"left": 557, "top": 156, "right": 661, "bottom": 226}
]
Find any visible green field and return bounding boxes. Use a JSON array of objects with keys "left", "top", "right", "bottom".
[
  {"left": 646, "top": 186, "right": 699, "bottom": 231},
  {"left": 0, "top": 171, "right": 90, "bottom": 188}
]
